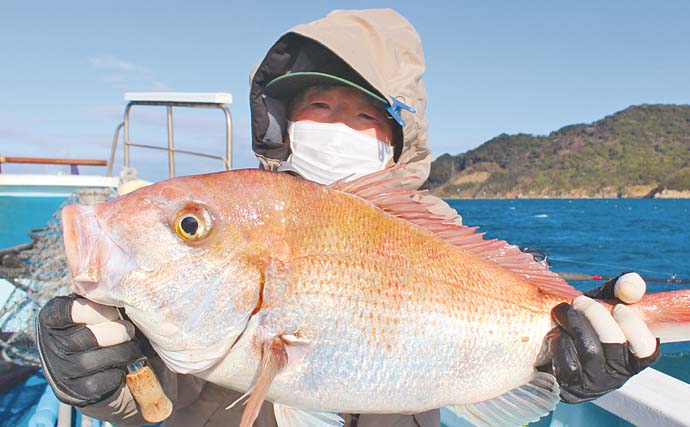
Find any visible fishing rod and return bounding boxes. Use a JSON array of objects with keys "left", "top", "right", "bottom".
[
  {"left": 555, "top": 272, "right": 690, "bottom": 285},
  {"left": 521, "top": 248, "right": 690, "bottom": 285}
]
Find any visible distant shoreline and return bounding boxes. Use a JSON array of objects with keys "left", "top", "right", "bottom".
[
  {"left": 424, "top": 105, "right": 690, "bottom": 200},
  {"left": 431, "top": 189, "right": 690, "bottom": 200},
  {"left": 440, "top": 196, "right": 690, "bottom": 200}
]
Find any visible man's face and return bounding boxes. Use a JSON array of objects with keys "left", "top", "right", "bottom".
[{"left": 288, "top": 86, "right": 394, "bottom": 145}]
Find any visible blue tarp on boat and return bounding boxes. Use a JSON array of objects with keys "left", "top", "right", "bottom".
[{"left": 0, "top": 370, "right": 46, "bottom": 427}]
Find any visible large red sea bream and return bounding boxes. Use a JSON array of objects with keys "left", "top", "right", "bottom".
[{"left": 60, "top": 169, "right": 690, "bottom": 427}]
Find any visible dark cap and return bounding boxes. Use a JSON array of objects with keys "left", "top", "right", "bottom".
[{"left": 263, "top": 71, "right": 388, "bottom": 105}]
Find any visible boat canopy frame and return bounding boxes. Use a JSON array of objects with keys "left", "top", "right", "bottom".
[{"left": 108, "top": 92, "right": 233, "bottom": 178}]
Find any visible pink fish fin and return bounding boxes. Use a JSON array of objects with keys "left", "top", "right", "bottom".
[
  {"left": 224, "top": 386, "right": 254, "bottom": 410},
  {"left": 273, "top": 403, "right": 344, "bottom": 427},
  {"left": 446, "top": 371, "right": 559, "bottom": 427},
  {"left": 329, "top": 165, "right": 421, "bottom": 197},
  {"left": 624, "top": 289, "right": 690, "bottom": 343},
  {"left": 240, "top": 337, "right": 289, "bottom": 427},
  {"left": 331, "top": 166, "right": 581, "bottom": 299}
]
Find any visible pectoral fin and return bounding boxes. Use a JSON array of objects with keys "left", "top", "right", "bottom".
[
  {"left": 274, "top": 403, "right": 344, "bottom": 427},
  {"left": 240, "top": 337, "right": 288, "bottom": 427}
]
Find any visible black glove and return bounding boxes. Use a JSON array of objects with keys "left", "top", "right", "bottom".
[
  {"left": 36, "top": 294, "right": 143, "bottom": 407},
  {"left": 538, "top": 275, "right": 661, "bottom": 403}
]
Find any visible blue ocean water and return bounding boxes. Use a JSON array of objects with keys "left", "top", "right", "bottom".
[
  {"left": 447, "top": 198, "right": 690, "bottom": 382},
  {"left": 0, "top": 197, "right": 65, "bottom": 247},
  {"left": 446, "top": 199, "right": 690, "bottom": 292}
]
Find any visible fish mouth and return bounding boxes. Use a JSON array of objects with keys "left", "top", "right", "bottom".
[
  {"left": 63, "top": 203, "right": 133, "bottom": 302},
  {"left": 62, "top": 204, "right": 104, "bottom": 295}
]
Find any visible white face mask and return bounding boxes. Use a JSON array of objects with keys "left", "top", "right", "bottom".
[{"left": 284, "top": 120, "right": 393, "bottom": 185}]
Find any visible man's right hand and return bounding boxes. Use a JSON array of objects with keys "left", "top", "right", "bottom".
[
  {"left": 544, "top": 273, "right": 660, "bottom": 403},
  {"left": 36, "top": 294, "right": 143, "bottom": 407}
]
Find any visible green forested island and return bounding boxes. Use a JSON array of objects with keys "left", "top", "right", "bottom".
[{"left": 423, "top": 104, "right": 690, "bottom": 198}]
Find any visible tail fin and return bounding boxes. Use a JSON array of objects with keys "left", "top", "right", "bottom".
[{"left": 630, "top": 290, "right": 690, "bottom": 343}]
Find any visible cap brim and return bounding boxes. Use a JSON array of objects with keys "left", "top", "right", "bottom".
[{"left": 263, "top": 72, "right": 388, "bottom": 104}]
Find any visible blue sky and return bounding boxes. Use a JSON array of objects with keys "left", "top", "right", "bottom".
[{"left": 1, "top": 1, "right": 689, "bottom": 181}]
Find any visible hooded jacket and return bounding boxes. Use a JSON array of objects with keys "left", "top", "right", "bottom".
[
  {"left": 250, "top": 8, "right": 460, "bottom": 223},
  {"left": 77, "top": 9, "right": 457, "bottom": 427},
  {"left": 250, "top": 8, "right": 430, "bottom": 190}
]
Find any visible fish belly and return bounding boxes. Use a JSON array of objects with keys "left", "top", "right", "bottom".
[{"left": 198, "top": 288, "right": 554, "bottom": 414}]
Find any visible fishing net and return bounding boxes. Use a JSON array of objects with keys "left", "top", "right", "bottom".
[{"left": 0, "top": 188, "right": 116, "bottom": 366}]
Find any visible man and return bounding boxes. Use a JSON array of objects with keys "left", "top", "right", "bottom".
[{"left": 36, "top": 9, "right": 658, "bottom": 427}]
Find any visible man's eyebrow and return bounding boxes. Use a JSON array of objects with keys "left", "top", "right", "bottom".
[{"left": 306, "top": 93, "right": 337, "bottom": 104}]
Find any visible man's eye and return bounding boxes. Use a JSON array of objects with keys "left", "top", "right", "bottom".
[
  {"left": 311, "top": 102, "right": 330, "bottom": 109},
  {"left": 359, "top": 113, "right": 379, "bottom": 122}
]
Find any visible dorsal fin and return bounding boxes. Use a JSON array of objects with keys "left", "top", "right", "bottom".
[{"left": 330, "top": 167, "right": 581, "bottom": 299}]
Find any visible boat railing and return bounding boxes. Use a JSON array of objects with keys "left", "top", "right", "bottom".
[
  {"left": 107, "top": 92, "right": 233, "bottom": 178},
  {"left": 0, "top": 156, "right": 107, "bottom": 175},
  {"left": 592, "top": 367, "right": 690, "bottom": 427}
]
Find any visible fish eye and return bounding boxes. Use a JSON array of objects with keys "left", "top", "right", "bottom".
[
  {"left": 173, "top": 206, "right": 212, "bottom": 241},
  {"left": 180, "top": 216, "right": 199, "bottom": 235}
]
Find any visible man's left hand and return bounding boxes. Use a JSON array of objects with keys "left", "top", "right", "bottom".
[{"left": 541, "top": 273, "right": 661, "bottom": 403}]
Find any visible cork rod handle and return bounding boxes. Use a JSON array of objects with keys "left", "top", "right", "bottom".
[{"left": 125, "top": 357, "right": 173, "bottom": 423}]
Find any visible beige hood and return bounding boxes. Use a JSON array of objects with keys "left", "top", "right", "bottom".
[{"left": 250, "top": 9, "right": 430, "bottom": 189}]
